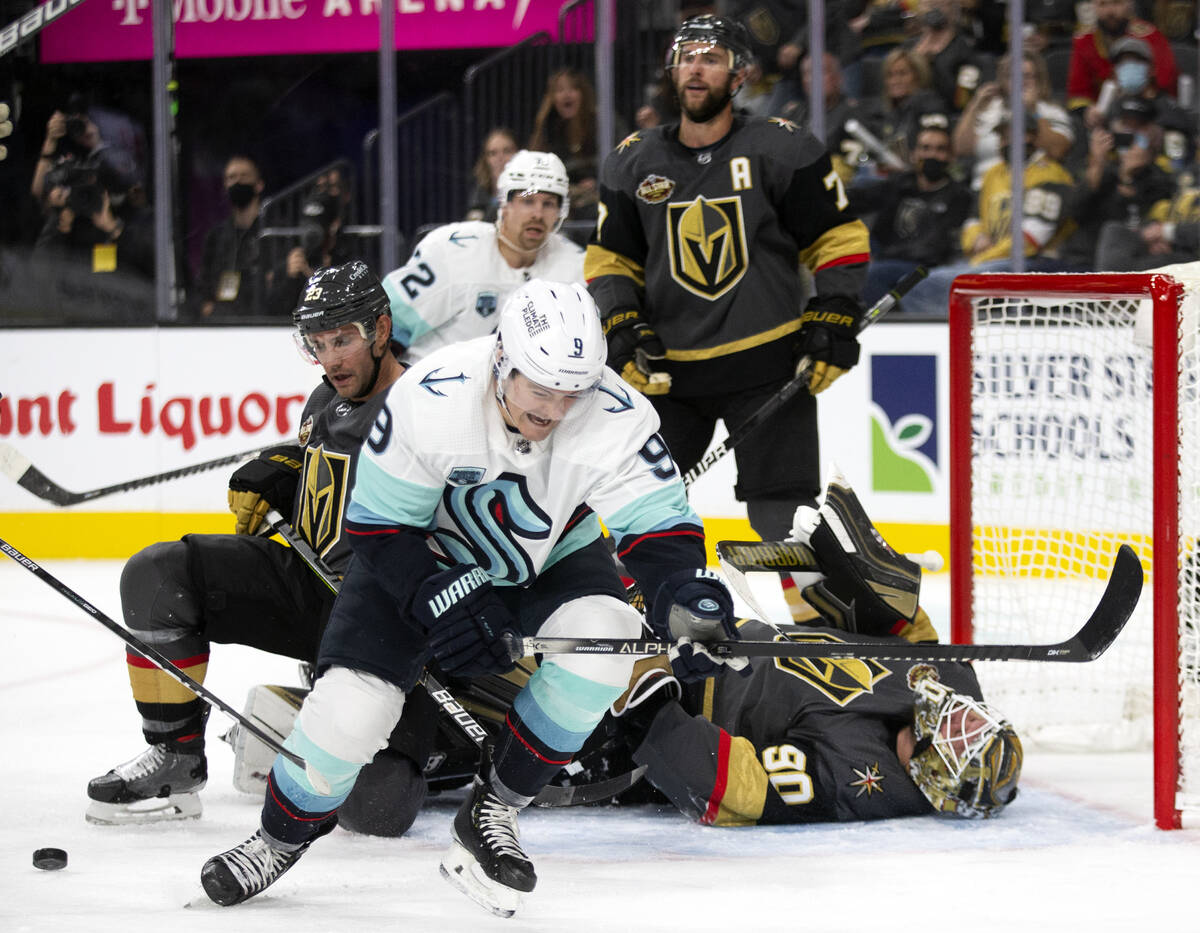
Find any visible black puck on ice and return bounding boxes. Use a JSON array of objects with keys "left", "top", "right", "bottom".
[{"left": 32, "top": 847, "right": 68, "bottom": 871}]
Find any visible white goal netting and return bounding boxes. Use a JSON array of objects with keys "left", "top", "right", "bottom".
[{"left": 949, "top": 265, "right": 1200, "bottom": 826}]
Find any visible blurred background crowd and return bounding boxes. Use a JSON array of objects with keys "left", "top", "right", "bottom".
[{"left": 0, "top": 0, "right": 1196, "bottom": 324}]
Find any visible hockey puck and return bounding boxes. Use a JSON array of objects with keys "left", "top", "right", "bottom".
[{"left": 32, "top": 848, "right": 68, "bottom": 871}]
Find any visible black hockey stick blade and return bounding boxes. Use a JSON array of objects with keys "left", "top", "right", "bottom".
[
  {"left": 532, "top": 765, "right": 648, "bottom": 808},
  {"left": 506, "top": 543, "right": 1143, "bottom": 663},
  {"left": 0, "top": 441, "right": 272, "bottom": 506},
  {"left": 0, "top": 534, "right": 313, "bottom": 773}
]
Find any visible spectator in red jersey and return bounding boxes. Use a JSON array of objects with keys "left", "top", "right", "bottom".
[{"left": 1065, "top": 0, "right": 1177, "bottom": 113}]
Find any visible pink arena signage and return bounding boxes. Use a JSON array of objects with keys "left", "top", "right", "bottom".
[{"left": 39, "top": 0, "right": 566, "bottom": 63}]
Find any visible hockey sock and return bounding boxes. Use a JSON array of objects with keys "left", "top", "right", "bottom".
[
  {"left": 126, "top": 646, "right": 209, "bottom": 745},
  {"left": 780, "top": 574, "right": 821, "bottom": 623},
  {"left": 491, "top": 662, "right": 626, "bottom": 804}
]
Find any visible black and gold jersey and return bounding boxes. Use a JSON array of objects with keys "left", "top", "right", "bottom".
[
  {"left": 291, "top": 377, "right": 388, "bottom": 574},
  {"left": 633, "top": 619, "right": 984, "bottom": 826},
  {"left": 586, "top": 116, "right": 870, "bottom": 397}
]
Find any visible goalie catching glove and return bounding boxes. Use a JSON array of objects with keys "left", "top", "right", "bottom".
[
  {"left": 603, "top": 308, "right": 671, "bottom": 396},
  {"left": 228, "top": 446, "right": 303, "bottom": 535},
  {"left": 651, "top": 569, "right": 747, "bottom": 681},
  {"left": 413, "top": 565, "right": 517, "bottom": 677},
  {"left": 795, "top": 295, "right": 862, "bottom": 395},
  {"left": 789, "top": 474, "right": 935, "bottom": 643}
]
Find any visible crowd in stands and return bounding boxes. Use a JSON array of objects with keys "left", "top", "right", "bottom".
[{"left": 20, "top": 0, "right": 1200, "bottom": 321}]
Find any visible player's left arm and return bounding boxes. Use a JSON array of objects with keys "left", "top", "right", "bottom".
[
  {"left": 775, "top": 133, "right": 872, "bottom": 394},
  {"left": 629, "top": 695, "right": 836, "bottom": 826}
]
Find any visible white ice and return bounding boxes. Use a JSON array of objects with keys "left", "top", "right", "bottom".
[{"left": 2, "top": 559, "right": 1198, "bottom": 933}]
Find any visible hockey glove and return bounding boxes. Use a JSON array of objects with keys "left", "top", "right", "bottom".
[
  {"left": 795, "top": 295, "right": 862, "bottom": 395},
  {"left": 412, "top": 565, "right": 518, "bottom": 678},
  {"left": 604, "top": 308, "right": 672, "bottom": 396},
  {"left": 228, "top": 445, "right": 303, "bottom": 535},
  {"left": 651, "top": 569, "right": 748, "bottom": 681},
  {"left": 789, "top": 476, "right": 924, "bottom": 639}
]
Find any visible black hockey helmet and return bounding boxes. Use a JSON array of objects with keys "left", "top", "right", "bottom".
[
  {"left": 293, "top": 260, "right": 388, "bottom": 336},
  {"left": 292, "top": 260, "right": 390, "bottom": 362},
  {"left": 664, "top": 14, "right": 755, "bottom": 73}
]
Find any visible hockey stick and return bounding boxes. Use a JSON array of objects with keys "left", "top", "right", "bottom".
[
  {"left": 0, "top": 534, "right": 314, "bottom": 776},
  {"left": 717, "top": 539, "right": 943, "bottom": 574},
  {"left": 0, "top": 442, "right": 274, "bottom": 506},
  {"left": 504, "top": 544, "right": 1142, "bottom": 663},
  {"left": 262, "top": 511, "right": 646, "bottom": 807},
  {"left": 681, "top": 265, "right": 929, "bottom": 487},
  {"left": 0, "top": 0, "right": 90, "bottom": 58}
]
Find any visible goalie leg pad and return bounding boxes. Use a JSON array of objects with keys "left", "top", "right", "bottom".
[{"left": 226, "top": 684, "right": 308, "bottom": 795}]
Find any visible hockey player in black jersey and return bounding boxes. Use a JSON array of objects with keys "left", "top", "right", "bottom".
[
  {"left": 591, "top": 476, "right": 1023, "bottom": 825},
  {"left": 585, "top": 13, "right": 873, "bottom": 623},
  {"left": 85, "top": 261, "right": 438, "bottom": 837}
]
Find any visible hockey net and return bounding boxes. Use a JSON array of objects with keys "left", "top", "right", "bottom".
[{"left": 948, "top": 267, "right": 1200, "bottom": 829}]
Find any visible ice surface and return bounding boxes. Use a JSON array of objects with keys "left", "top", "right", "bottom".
[{"left": 2, "top": 559, "right": 1198, "bottom": 932}]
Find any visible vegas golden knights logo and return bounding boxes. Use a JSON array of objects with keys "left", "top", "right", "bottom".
[
  {"left": 774, "top": 632, "right": 891, "bottom": 705},
  {"left": 296, "top": 445, "right": 352, "bottom": 558},
  {"left": 666, "top": 195, "right": 748, "bottom": 299}
]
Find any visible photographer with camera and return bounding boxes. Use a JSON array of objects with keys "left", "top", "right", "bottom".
[
  {"left": 34, "top": 158, "right": 155, "bottom": 281},
  {"left": 31, "top": 96, "right": 140, "bottom": 208},
  {"left": 264, "top": 166, "right": 358, "bottom": 317}
]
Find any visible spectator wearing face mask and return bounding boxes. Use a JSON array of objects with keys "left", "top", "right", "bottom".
[
  {"left": 1067, "top": 0, "right": 1177, "bottom": 115},
  {"left": 851, "top": 123, "right": 972, "bottom": 308},
  {"left": 194, "top": 154, "right": 267, "bottom": 319},
  {"left": 1064, "top": 92, "right": 1179, "bottom": 270},
  {"left": 265, "top": 166, "right": 360, "bottom": 317}
]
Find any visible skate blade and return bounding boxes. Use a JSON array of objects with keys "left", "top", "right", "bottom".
[
  {"left": 85, "top": 793, "right": 202, "bottom": 825},
  {"left": 439, "top": 841, "right": 523, "bottom": 919}
]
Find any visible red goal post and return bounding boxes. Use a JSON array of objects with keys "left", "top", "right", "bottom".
[{"left": 947, "top": 270, "right": 1199, "bottom": 830}]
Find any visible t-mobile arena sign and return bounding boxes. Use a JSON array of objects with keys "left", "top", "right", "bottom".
[{"left": 40, "top": 0, "right": 566, "bottom": 62}]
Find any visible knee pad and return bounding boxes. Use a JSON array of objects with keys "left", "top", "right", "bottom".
[
  {"left": 298, "top": 666, "right": 407, "bottom": 767},
  {"left": 537, "top": 594, "right": 644, "bottom": 687},
  {"left": 120, "top": 540, "right": 201, "bottom": 640},
  {"left": 339, "top": 750, "right": 427, "bottom": 838}
]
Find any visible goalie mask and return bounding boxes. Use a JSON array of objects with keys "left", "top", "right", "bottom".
[
  {"left": 906, "top": 666, "right": 1023, "bottom": 819},
  {"left": 292, "top": 260, "right": 389, "bottom": 365},
  {"left": 493, "top": 280, "right": 606, "bottom": 419},
  {"left": 665, "top": 14, "right": 755, "bottom": 74},
  {"left": 496, "top": 150, "right": 570, "bottom": 233}
]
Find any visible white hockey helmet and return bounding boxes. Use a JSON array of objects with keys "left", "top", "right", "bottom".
[
  {"left": 497, "top": 149, "right": 570, "bottom": 231},
  {"left": 494, "top": 280, "right": 606, "bottom": 395}
]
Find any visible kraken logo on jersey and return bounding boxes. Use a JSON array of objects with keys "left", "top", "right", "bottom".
[
  {"left": 773, "top": 632, "right": 891, "bottom": 705},
  {"left": 666, "top": 195, "right": 748, "bottom": 300},
  {"left": 296, "top": 445, "right": 352, "bottom": 558}
]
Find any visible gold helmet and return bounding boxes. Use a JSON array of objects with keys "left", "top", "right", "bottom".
[{"left": 906, "top": 665, "right": 1023, "bottom": 819}]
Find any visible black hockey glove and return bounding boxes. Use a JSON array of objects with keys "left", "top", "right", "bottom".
[
  {"left": 651, "top": 569, "right": 748, "bottom": 681},
  {"left": 412, "top": 565, "right": 518, "bottom": 678},
  {"left": 227, "top": 445, "right": 303, "bottom": 535},
  {"left": 795, "top": 295, "right": 862, "bottom": 395},
  {"left": 603, "top": 308, "right": 672, "bottom": 396}
]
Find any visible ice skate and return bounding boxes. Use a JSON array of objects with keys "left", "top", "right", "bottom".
[
  {"left": 201, "top": 830, "right": 311, "bottom": 906},
  {"left": 86, "top": 742, "right": 206, "bottom": 825},
  {"left": 440, "top": 776, "right": 537, "bottom": 918}
]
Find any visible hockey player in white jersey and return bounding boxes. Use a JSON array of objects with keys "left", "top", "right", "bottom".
[
  {"left": 200, "top": 280, "right": 744, "bottom": 917},
  {"left": 383, "top": 150, "right": 585, "bottom": 362}
]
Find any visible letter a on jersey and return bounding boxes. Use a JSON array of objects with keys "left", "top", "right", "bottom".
[{"left": 666, "top": 195, "right": 748, "bottom": 300}]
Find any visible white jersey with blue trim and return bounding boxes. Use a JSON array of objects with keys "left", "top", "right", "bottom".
[
  {"left": 348, "top": 335, "right": 699, "bottom": 586},
  {"left": 381, "top": 221, "right": 585, "bottom": 364}
]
